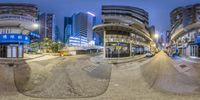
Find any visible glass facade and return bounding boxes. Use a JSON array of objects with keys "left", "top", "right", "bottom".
[
  {"left": 0, "top": 44, "right": 23, "bottom": 58},
  {"left": 105, "top": 42, "right": 130, "bottom": 58}
]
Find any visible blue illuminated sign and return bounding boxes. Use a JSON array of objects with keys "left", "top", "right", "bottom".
[
  {"left": 30, "top": 32, "right": 40, "bottom": 38},
  {"left": 195, "top": 34, "right": 200, "bottom": 44},
  {"left": 0, "top": 34, "right": 30, "bottom": 44}
]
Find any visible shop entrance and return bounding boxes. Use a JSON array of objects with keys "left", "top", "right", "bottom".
[
  {"left": 190, "top": 45, "right": 200, "bottom": 57},
  {"left": 0, "top": 44, "right": 7, "bottom": 58},
  {"left": 105, "top": 42, "right": 130, "bottom": 58},
  {"left": 0, "top": 44, "right": 23, "bottom": 58},
  {"left": 7, "top": 44, "right": 23, "bottom": 58}
]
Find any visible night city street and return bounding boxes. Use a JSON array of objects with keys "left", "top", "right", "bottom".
[{"left": 1, "top": 0, "right": 200, "bottom": 100}]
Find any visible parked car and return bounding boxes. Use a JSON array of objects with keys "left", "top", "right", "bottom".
[{"left": 145, "top": 52, "right": 154, "bottom": 57}]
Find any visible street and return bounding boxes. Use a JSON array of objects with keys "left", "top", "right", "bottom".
[
  {"left": 1, "top": 1, "right": 200, "bottom": 100},
  {"left": 141, "top": 51, "right": 200, "bottom": 94},
  {"left": 1, "top": 52, "right": 200, "bottom": 100},
  {"left": 14, "top": 54, "right": 111, "bottom": 98}
]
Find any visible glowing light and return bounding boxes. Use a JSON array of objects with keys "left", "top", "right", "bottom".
[
  {"left": 33, "top": 23, "right": 39, "bottom": 29},
  {"left": 87, "top": 12, "right": 95, "bottom": 16},
  {"left": 162, "top": 43, "right": 165, "bottom": 46},
  {"left": 154, "top": 34, "right": 159, "bottom": 39}
]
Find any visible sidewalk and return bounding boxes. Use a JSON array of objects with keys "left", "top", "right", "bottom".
[
  {"left": 0, "top": 54, "right": 58, "bottom": 65},
  {"left": 170, "top": 56, "right": 198, "bottom": 80},
  {"left": 172, "top": 56, "right": 200, "bottom": 64},
  {"left": 90, "top": 54, "right": 145, "bottom": 64},
  {"left": 24, "top": 54, "right": 44, "bottom": 60},
  {"left": 25, "top": 54, "right": 59, "bottom": 63}
]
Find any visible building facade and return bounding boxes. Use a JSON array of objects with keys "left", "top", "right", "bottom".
[
  {"left": 0, "top": 3, "right": 38, "bottom": 58},
  {"left": 64, "top": 17, "right": 73, "bottom": 44},
  {"left": 170, "top": 4, "right": 200, "bottom": 58},
  {"left": 64, "top": 12, "right": 101, "bottom": 46},
  {"left": 39, "top": 13, "right": 56, "bottom": 41},
  {"left": 93, "top": 5, "right": 153, "bottom": 58}
]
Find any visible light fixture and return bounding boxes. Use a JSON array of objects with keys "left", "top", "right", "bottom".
[
  {"left": 33, "top": 23, "right": 39, "bottom": 29},
  {"left": 87, "top": 12, "right": 95, "bottom": 16}
]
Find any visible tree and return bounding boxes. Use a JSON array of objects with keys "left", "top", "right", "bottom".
[
  {"left": 40, "top": 38, "right": 62, "bottom": 53},
  {"left": 51, "top": 42, "right": 62, "bottom": 53},
  {"left": 40, "top": 38, "right": 52, "bottom": 53}
]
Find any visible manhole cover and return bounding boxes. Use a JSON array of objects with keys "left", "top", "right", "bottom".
[
  {"left": 96, "top": 62, "right": 100, "bottom": 64},
  {"left": 8, "top": 63, "right": 14, "bottom": 67},
  {"left": 179, "top": 64, "right": 187, "bottom": 68}
]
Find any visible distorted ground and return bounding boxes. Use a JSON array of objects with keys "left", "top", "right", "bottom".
[{"left": 1, "top": 52, "right": 200, "bottom": 100}]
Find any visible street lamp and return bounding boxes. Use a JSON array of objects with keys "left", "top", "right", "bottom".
[
  {"left": 154, "top": 34, "right": 159, "bottom": 39},
  {"left": 162, "top": 43, "right": 165, "bottom": 46},
  {"left": 33, "top": 23, "right": 39, "bottom": 29}
]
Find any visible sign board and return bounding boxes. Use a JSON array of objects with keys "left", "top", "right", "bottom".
[
  {"left": 0, "top": 34, "right": 30, "bottom": 44},
  {"left": 195, "top": 34, "right": 200, "bottom": 44},
  {"left": 30, "top": 32, "right": 40, "bottom": 38},
  {"left": 116, "top": 46, "right": 122, "bottom": 49}
]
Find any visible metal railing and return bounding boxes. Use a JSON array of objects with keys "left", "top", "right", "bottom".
[{"left": 0, "top": 14, "right": 36, "bottom": 23}]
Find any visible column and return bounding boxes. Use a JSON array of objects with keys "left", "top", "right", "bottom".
[
  {"left": 130, "top": 43, "right": 132, "bottom": 57},
  {"left": 104, "top": 31, "right": 106, "bottom": 58}
]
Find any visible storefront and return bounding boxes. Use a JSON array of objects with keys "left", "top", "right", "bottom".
[
  {"left": 190, "top": 44, "right": 199, "bottom": 57},
  {"left": 0, "top": 34, "right": 30, "bottom": 58},
  {"left": 189, "top": 33, "right": 200, "bottom": 58},
  {"left": 105, "top": 42, "right": 130, "bottom": 58}
]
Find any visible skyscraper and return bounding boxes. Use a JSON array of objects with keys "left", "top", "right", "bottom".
[
  {"left": 55, "top": 25, "right": 60, "bottom": 42},
  {"left": 64, "top": 17, "right": 73, "bottom": 44},
  {"left": 63, "top": 12, "right": 95, "bottom": 46},
  {"left": 39, "top": 13, "right": 56, "bottom": 41}
]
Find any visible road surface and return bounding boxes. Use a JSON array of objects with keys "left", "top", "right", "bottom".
[
  {"left": 141, "top": 51, "right": 200, "bottom": 94},
  {"left": 1, "top": 52, "right": 200, "bottom": 100}
]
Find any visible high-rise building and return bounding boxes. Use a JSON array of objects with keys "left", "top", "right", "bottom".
[
  {"left": 39, "top": 13, "right": 56, "bottom": 41},
  {"left": 166, "top": 30, "right": 171, "bottom": 44},
  {"left": 64, "top": 17, "right": 73, "bottom": 44},
  {"left": 64, "top": 12, "right": 96, "bottom": 46},
  {"left": 55, "top": 25, "right": 60, "bottom": 42}
]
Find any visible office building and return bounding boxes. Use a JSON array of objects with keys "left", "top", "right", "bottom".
[
  {"left": 64, "top": 12, "right": 96, "bottom": 46},
  {"left": 39, "top": 13, "right": 56, "bottom": 41}
]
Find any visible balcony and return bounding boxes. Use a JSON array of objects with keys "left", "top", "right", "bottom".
[{"left": 0, "top": 14, "right": 37, "bottom": 31}]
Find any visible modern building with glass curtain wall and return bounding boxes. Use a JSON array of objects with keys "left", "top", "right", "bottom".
[{"left": 93, "top": 5, "right": 153, "bottom": 58}]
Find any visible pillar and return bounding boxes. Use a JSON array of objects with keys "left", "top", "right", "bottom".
[{"left": 104, "top": 31, "right": 106, "bottom": 58}]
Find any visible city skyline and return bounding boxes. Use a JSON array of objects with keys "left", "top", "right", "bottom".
[{"left": 1, "top": 0, "right": 200, "bottom": 34}]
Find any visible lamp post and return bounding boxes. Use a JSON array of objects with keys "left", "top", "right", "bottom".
[
  {"left": 32, "top": 23, "right": 41, "bottom": 53},
  {"left": 154, "top": 33, "right": 159, "bottom": 39}
]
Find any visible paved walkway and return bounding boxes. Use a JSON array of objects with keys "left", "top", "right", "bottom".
[
  {"left": 90, "top": 54, "right": 145, "bottom": 64},
  {"left": 2, "top": 53, "right": 200, "bottom": 100}
]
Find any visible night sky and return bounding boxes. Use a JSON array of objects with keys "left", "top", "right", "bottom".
[{"left": 0, "top": 0, "right": 200, "bottom": 34}]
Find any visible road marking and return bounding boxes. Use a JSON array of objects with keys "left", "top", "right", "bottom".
[
  {"left": 82, "top": 65, "right": 97, "bottom": 72},
  {"left": 174, "top": 64, "right": 192, "bottom": 73}
]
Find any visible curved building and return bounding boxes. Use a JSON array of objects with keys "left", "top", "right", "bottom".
[
  {"left": 0, "top": 3, "right": 38, "bottom": 58},
  {"left": 170, "top": 3, "right": 200, "bottom": 57},
  {"left": 93, "top": 5, "right": 153, "bottom": 58}
]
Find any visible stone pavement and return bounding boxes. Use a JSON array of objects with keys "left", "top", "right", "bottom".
[
  {"left": 90, "top": 54, "right": 145, "bottom": 64},
  {"left": 1, "top": 54, "right": 200, "bottom": 100}
]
